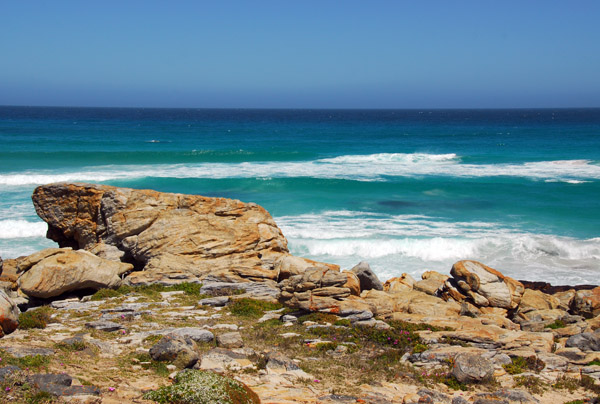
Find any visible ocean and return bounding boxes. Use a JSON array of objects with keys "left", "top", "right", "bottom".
[{"left": 1, "top": 107, "right": 599, "bottom": 285}]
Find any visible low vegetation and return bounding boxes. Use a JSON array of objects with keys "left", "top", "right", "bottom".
[{"left": 18, "top": 306, "right": 55, "bottom": 330}]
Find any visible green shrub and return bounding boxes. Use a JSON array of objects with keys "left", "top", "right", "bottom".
[
  {"left": 546, "top": 319, "right": 566, "bottom": 329},
  {"left": 588, "top": 360, "right": 600, "bottom": 366},
  {"left": 298, "top": 312, "right": 339, "bottom": 325},
  {"left": 503, "top": 356, "right": 545, "bottom": 374},
  {"left": 144, "top": 369, "right": 260, "bottom": 404},
  {"left": 514, "top": 375, "right": 547, "bottom": 395},
  {"left": 18, "top": 306, "right": 54, "bottom": 330},
  {"left": 229, "top": 298, "right": 282, "bottom": 318}
]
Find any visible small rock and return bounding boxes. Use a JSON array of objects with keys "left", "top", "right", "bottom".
[
  {"left": 0, "top": 290, "right": 20, "bottom": 336},
  {"left": 281, "top": 314, "right": 298, "bottom": 323},
  {"left": 0, "top": 346, "right": 54, "bottom": 358},
  {"left": 84, "top": 321, "right": 125, "bottom": 332},
  {"left": 452, "top": 352, "right": 494, "bottom": 383},
  {"left": 149, "top": 335, "right": 199, "bottom": 368},
  {"left": 217, "top": 331, "right": 244, "bottom": 348},
  {"left": 169, "top": 327, "right": 214, "bottom": 343},
  {"left": 258, "top": 311, "right": 281, "bottom": 323}
]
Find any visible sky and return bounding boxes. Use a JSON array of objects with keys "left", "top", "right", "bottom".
[{"left": 1, "top": 1, "right": 599, "bottom": 109}]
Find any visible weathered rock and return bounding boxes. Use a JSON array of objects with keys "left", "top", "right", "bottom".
[
  {"left": 0, "top": 289, "right": 19, "bottom": 337},
  {"left": 149, "top": 335, "right": 199, "bottom": 368},
  {"left": 199, "top": 280, "right": 280, "bottom": 302},
  {"left": 0, "top": 346, "right": 54, "bottom": 358},
  {"left": 84, "top": 320, "right": 125, "bottom": 332},
  {"left": 571, "top": 286, "right": 600, "bottom": 318},
  {"left": 342, "top": 270, "right": 361, "bottom": 296},
  {"left": 198, "top": 348, "right": 254, "bottom": 372},
  {"left": 199, "top": 296, "right": 230, "bottom": 307},
  {"left": 278, "top": 268, "right": 354, "bottom": 311},
  {"left": 28, "top": 373, "right": 102, "bottom": 397},
  {"left": 0, "top": 258, "right": 19, "bottom": 284},
  {"left": 413, "top": 271, "right": 448, "bottom": 296},
  {"left": 383, "top": 273, "right": 415, "bottom": 293},
  {"left": 517, "top": 289, "right": 560, "bottom": 313},
  {"left": 350, "top": 261, "right": 383, "bottom": 291},
  {"left": 442, "top": 260, "right": 524, "bottom": 309},
  {"left": 0, "top": 366, "right": 21, "bottom": 382},
  {"left": 265, "top": 351, "right": 312, "bottom": 379},
  {"left": 275, "top": 255, "right": 339, "bottom": 281},
  {"left": 169, "top": 328, "right": 215, "bottom": 343},
  {"left": 31, "top": 183, "right": 301, "bottom": 284},
  {"left": 475, "top": 389, "right": 539, "bottom": 404},
  {"left": 217, "top": 331, "right": 244, "bottom": 348},
  {"left": 17, "top": 248, "right": 132, "bottom": 298},
  {"left": 566, "top": 330, "right": 600, "bottom": 351},
  {"left": 452, "top": 352, "right": 494, "bottom": 383}
]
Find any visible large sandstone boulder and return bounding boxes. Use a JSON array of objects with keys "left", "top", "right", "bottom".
[
  {"left": 413, "top": 271, "right": 448, "bottom": 295},
  {"left": 383, "top": 273, "right": 415, "bottom": 293},
  {"left": 440, "top": 260, "right": 524, "bottom": 309},
  {"left": 17, "top": 248, "right": 132, "bottom": 298},
  {"left": 32, "top": 183, "right": 297, "bottom": 284},
  {"left": 0, "top": 289, "right": 19, "bottom": 337}
]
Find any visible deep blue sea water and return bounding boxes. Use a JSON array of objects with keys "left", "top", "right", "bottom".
[{"left": 1, "top": 107, "right": 599, "bottom": 284}]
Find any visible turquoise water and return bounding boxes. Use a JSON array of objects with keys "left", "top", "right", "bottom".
[{"left": 1, "top": 107, "right": 599, "bottom": 284}]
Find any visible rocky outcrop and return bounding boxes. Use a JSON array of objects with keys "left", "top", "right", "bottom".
[
  {"left": 439, "top": 260, "right": 524, "bottom": 309},
  {"left": 451, "top": 353, "right": 494, "bottom": 383},
  {"left": 16, "top": 247, "right": 132, "bottom": 298},
  {"left": 0, "top": 290, "right": 19, "bottom": 337},
  {"left": 32, "top": 183, "right": 329, "bottom": 285}
]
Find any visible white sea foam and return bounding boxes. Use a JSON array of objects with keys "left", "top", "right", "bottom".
[
  {"left": 1, "top": 153, "right": 599, "bottom": 187},
  {"left": 276, "top": 210, "right": 600, "bottom": 284},
  {"left": 0, "top": 220, "right": 47, "bottom": 238}
]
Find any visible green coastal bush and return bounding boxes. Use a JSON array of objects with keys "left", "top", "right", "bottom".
[
  {"left": 228, "top": 298, "right": 282, "bottom": 318},
  {"left": 143, "top": 369, "right": 259, "bottom": 404},
  {"left": 18, "top": 306, "right": 55, "bottom": 330}
]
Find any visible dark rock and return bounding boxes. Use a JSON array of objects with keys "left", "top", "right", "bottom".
[
  {"left": 0, "top": 366, "right": 21, "bottom": 381},
  {"left": 520, "top": 280, "right": 597, "bottom": 294},
  {"left": 452, "top": 397, "right": 469, "bottom": 404},
  {"left": 27, "top": 373, "right": 101, "bottom": 397},
  {"left": 350, "top": 261, "right": 383, "bottom": 291},
  {"left": 149, "top": 335, "right": 199, "bottom": 368},
  {"left": 84, "top": 320, "right": 125, "bottom": 332},
  {"left": 29, "top": 373, "right": 72, "bottom": 387},
  {"left": 566, "top": 330, "right": 600, "bottom": 351},
  {"left": 452, "top": 353, "right": 494, "bottom": 383}
]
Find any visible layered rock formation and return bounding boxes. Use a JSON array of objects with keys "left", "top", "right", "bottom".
[
  {"left": 17, "top": 247, "right": 133, "bottom": 298},
  {"left": 32, "top": 183, "right": 333, "bottom": 286}
]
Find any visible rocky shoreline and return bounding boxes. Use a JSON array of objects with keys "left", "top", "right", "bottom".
[{"left": 0, "top": 182, "right": 599, "bottom": 404}]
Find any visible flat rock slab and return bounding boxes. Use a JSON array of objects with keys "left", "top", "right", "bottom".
[
  {"left": 0, "top": 366, "right": 21, "bottom": 381},
  {"left": 199, "top": 296, "right": 230, "bottom": 307},
  {"left": 217, "top": 331, "right": 244, "bottom": 348},
  {"left": 84, "top": 320, "right": 125, "bottom": 332},
  {"left": 168, "top": 327, "right": 215, "bottom": 343},
  {"left": 0, "top": 346, "right": 55, "bottom": 358},
  {"left": 197, "top": 348, "right": 253, "bottom": 373},
  {"left": 51, "top": 300, "right": 103, "bottom": 311},
  {"left": 28, "top": 373, "right": 101, "bottom": 397}
]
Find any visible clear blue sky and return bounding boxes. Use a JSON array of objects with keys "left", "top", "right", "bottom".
[{"left": 1, "top": 1, "right": 599, "bottom": 108}]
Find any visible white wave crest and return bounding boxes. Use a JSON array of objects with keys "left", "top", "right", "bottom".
[
  {"left": 276, "top": 210, "right": 600, "bottom": 284},
  {"left": 1, "top": 153, "right": 598, "bottom": 187},
  {"left": 0, "top": 220, "right": 47, "bottom": 239}
]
